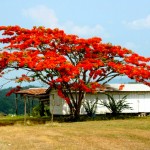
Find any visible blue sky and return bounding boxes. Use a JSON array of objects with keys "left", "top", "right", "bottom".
[
  {"left": 0, "top": 0, "right": 150, "bottom": 88},
  {"left": 1, "top": 0, "right": 150, "bottom": 56}
]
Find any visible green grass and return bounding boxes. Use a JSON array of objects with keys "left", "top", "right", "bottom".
[
  {"left": 0, "top": 115, "right": 52, "bottom": 126},
  {"left": 0, "top": 114, "right": 137, "bottom": 125}
]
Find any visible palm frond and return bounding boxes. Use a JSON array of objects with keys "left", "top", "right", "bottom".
[{"left": 100, "top": 93, "right": 132, "bottom": 116}]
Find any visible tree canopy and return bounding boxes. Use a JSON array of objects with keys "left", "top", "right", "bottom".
[{"left": 0, "top": 25, "right": 150, "bottom": 119}]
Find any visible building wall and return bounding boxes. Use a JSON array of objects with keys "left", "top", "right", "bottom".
[
  {"left": 49, "top": 90, "right": 70, "bottom": 115},
  {"left": 85, "top": 92, "right": 150, "bottom": 114},
  {"left": 49, "top": 91, "right": 150, "bottom": 115}
]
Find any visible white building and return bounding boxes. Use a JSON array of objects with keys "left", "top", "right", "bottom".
[{"left": 49, "top": 83, "right": 150, "bottom": 115}]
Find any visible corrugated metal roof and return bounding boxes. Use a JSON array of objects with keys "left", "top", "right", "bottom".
[
  {"left": 15, "top": 84, "right": 150, "bottom": 95},
  {"left": 16, "top": 88, "right": 48, "bottom": 95},
  {"left": 106, "top": 84, "right": 150, "bottom": 92}
]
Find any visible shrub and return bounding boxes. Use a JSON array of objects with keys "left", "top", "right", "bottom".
[
  {"left": 100, "top": 94, "right": 132, "bottom": 116},
  {"left": 32, "top": 103, "right": 51, "bottom": 117},
  {"left": 83, "top": 98, "right": 98, "bottom": 117}
]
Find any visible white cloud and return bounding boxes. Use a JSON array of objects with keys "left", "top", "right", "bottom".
[
  {"left": 60, "top": 21, "right": 108, "bottom": 38},
  {"left": 22, "top": 5, "right": 58, "bottom": 28},
  {"left": 124, "top": 15, "right": 150, "bottom": 29},
  {"left": 22, "top": 5, "right": 109, "bottom": 38}
]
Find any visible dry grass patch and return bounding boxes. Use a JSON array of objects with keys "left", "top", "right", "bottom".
[{"left": 0, "top": 117, "right": 150, "bottom": 150}]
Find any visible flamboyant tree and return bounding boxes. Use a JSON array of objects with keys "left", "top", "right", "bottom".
[{"left": 0, "top": 25, "right": 150, "bottom": 119}]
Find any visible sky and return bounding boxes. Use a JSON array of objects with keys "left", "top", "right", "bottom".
[{"left": 0, "top": 0, "right": 150, "bottom": 88}]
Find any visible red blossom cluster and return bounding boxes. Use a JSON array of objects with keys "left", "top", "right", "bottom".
[
  {"left": 119, "top": 84, "right": 125, "bottom": 90},
  {"left": 6, "top": 86, "right": 21, "bottom": 96},
  {"left": 57, "top": 89, "right": 70, "bottom": 104},
  {"left": 15, "top": 74, "right": 32, "bottom": 82}
]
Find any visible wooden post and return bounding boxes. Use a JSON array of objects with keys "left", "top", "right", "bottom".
[
  {"left": 32, "top": 99, "right": 33, "bottom": 110},
  {"left": 24, "top": 95, "right": 27, "bottom": 125},
  {"left": 51, "top": 94, "right": 55, "bottom": 123},
  {"left": 15, "top": 94, "right": 18, "bottom": 115},
  {"left": 49, "top": 96, "right": 51, "bottom": 118},
  {"left": 28, "top": 96, "right": 30, "bottom": 116},
  {"left": 31, "top": 97, "right": 34, "bottom": 115}
]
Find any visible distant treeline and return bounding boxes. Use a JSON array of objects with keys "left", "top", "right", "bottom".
[{"left": 0, "top": 86, "right": 38, "bottom": 115}]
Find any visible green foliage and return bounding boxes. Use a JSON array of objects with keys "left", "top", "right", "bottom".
[
  {"left": 0, "top": 87, "right": 20, "bottom": 114},
  {"left": 83, "top": 98, "right": 98, "bottom": 117},
  {"left": 0, "top": 86, "right": 39, "bottom": 115},
  {"left": 32, "top": 103, "right": 51, "bottom": 117},
  {"left": 100, "top": 94, "right": 132, "bottom": 116}
]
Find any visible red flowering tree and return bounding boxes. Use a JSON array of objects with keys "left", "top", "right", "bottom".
[{"left": 0, "top": 25, "right": 150, "bottom": 119}]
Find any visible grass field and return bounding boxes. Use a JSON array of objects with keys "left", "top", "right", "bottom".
[{"left": 0, "top": 117, "right": 150, "bottom": 150}]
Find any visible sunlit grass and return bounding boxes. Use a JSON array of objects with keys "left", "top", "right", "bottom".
[{"left": 0, "top": 117, "right": 150, "bottom": 149}]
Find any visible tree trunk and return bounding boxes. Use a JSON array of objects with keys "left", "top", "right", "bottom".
[
  {"left": 67, "top": 101, "right": 81, "bottom": 121},
  {"left": 68, "top": 91, "right": 85, "bottom": 121},
  {"left": 74, "top": 105, "right": 81, "bottom": 121}
]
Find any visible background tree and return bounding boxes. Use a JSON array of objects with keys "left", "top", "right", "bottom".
[
  {"left": 0, "top": 25, "right": 149, "bottom": 119},
  {"left": 0, "top": 86, "right": 39, "bottom": 115},
  {"left": 0, "top": 87, "right": 16, "bottom": 114}
]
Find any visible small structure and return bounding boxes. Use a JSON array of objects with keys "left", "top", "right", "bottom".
[{"left": 15, "top": 88, "right": 50, "bottom": 116}]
